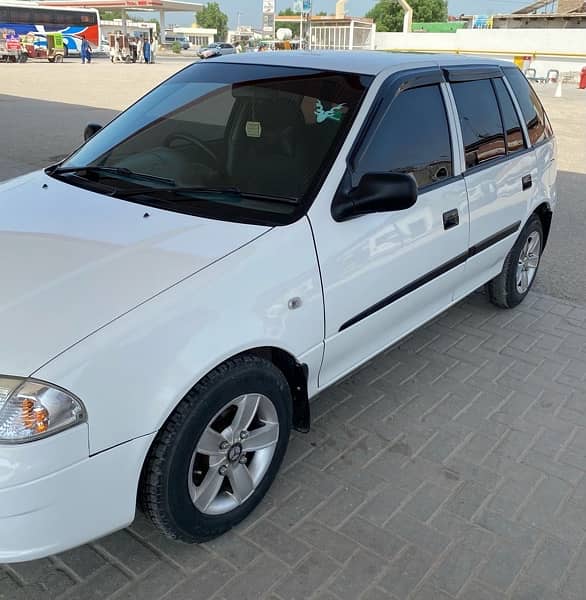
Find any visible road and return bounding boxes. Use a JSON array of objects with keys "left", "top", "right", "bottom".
[{"left": 1, "top": 61, "right": 585, "bottom": 304}]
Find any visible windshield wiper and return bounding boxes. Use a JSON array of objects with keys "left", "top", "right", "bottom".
[
  {"left": 47, "top": 165, "right": 176, "bottom": 186},
  {"left": 115, "top": 185, "right": 299, "bottom": 205}
]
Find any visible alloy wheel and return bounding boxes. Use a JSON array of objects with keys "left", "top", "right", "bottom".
[{"left": 188, "top": 393, "right": 279, "bottom": 515}]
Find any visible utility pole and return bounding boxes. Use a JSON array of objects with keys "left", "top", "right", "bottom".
[{"left": 236, "top": 11, "right": 242, "bottom": 31}]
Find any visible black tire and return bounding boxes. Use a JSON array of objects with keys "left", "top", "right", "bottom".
[
  {"left": 488, "top": 214, "right": 543, "bottom": 309},
  {"left": 140, "top": 355, "right": 292, "bottom": 542}
]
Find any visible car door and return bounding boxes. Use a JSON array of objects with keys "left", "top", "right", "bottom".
[
  {"left": 309, "top": 68, "right": 470, "bottom": 388},
  {"left": 443, "top": 66, "right": 538, "bottom": 299}
]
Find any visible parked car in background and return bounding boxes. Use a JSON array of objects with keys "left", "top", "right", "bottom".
[
  {"left": 164, "top": 34, "right": 190, "bottom": 50},
  {"left": 198, "top": 42, "right": 235, "bottom": 59},
  {"left": 0, "top": 51, "right": 556, "bottom": 563}
]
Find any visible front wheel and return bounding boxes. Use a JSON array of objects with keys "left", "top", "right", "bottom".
[
  {"left": 140, "top": 355, "right": 292, "bottom": 542},
  {"left": 488, "top": 214, "right": 543, "bottom": 308}
]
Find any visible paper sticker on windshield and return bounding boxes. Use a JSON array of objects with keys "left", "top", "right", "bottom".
[
  {"left": 315, "top": 100, "right": 346, "bottom": 123},
  {"left": 245, "top": 121, "right": 262, "bottom": 138}
]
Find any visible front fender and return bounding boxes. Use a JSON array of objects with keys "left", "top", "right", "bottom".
[{"left": 33, "top": 217, "right": 324, "bottom": 453}]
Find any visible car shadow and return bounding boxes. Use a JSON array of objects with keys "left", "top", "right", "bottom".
[{"left": 0, "top": 94, "right": 118, "bottom": 181}]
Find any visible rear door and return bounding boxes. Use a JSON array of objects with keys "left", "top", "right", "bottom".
[{"left": 444, "top": 66, "right": 538, "bottom": 299}]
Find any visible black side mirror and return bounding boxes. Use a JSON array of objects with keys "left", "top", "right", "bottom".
[
  {"left": 332, "top": 171, "right": 418, "bottom": 222},
  {"left": 84, "top": 123, "right": 102, "bottom": 141}
]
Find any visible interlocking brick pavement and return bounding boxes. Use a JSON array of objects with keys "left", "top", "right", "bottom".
[{"left": 3, "top": 289, "right": 586, "bottom": 599}]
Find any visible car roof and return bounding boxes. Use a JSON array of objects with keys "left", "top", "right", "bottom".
[{"left": 212, "top": 50, "right": 512, "bottom": 76}]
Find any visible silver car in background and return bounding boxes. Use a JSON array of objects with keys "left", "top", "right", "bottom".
[{"left": 198, "top": 42, "right": 235, "bottom": 59}]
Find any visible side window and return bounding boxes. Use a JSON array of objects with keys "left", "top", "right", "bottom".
[
  {"left": 451, "top": 79, "right": 506, "bottom": 169},
  {"left": 354, "top": 84, "right": 453, "bottom": 190},
  {"left": 503, "top": 67, "right": 552, "bottom": 146},
  {"left": 492, "top": 77, "right": 526, "bottom": 154}
]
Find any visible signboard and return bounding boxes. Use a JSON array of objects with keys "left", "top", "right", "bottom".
[
  {"left": 262, "top": 0, "right": 275, "bottom": 34},
  {"left": 262, "top": 13, "right": 275, "bottom": 32},
  {"left": 293, "top": 0, "right": 302, "bottom": 12},
  {"left": 303, "top": 0, "right": 311, "bottom": 12}
]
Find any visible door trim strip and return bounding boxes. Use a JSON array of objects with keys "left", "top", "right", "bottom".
[{"left": 338, "top": 221, "right": 521, "bottom": 332}]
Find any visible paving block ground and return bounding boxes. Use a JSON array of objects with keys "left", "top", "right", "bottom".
[{"left": 2, "top": 290, "right": 586, "bottom": 599}]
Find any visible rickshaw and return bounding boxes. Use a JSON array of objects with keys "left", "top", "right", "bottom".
[{"left": 22, "top": 32, "right": 65, "bottom": 63}]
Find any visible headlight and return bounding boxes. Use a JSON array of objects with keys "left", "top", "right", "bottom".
[{"left": 0, "top": 377, "right": 86, "bottom": 443}]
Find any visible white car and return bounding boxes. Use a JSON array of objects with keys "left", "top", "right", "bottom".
[{"left": 0, "top": 52, "right": 556, "bottom": 562}]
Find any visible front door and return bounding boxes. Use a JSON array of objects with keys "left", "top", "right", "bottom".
[{"left": 309, "top": 68, "right": 470, "bottom": 387}]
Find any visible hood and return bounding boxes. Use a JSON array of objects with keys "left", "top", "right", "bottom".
[{"left": 0, "top": 171, "right": 270, "bottom": 375}]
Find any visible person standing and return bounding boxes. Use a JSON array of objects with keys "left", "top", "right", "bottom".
[
  {"left": 143, "top": 36, "right": 151, "bottom": 64},
  {"left": 80, "top": 35, "right": 90, "bottom": 64}
]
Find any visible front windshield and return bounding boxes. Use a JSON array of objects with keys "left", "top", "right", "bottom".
[{"left": 56, "top": 62, "right": 372, "bottom": 225}]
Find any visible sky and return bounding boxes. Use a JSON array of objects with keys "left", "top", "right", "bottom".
[{"left": 155, "top": 0, "right": 530, "bottom": 30}]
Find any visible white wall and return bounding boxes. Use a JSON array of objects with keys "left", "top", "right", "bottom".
[{"left": 375, "top": 29, "right": 586, "bottom": 76}]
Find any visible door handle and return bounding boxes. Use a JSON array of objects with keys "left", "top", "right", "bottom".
[
  {"left": 443, "top": 209, "right": 459, "bottom": 230},
  {"left": 522, "top": 174, "right": 532, "bottom": 190}
]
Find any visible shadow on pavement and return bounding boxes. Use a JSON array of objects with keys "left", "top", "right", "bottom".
[
  {"left": 533, "top": 170, "right": 586, "bottom": 305},
  {"left": 0, "top": 94, "right": 118, "bottom": 181}
]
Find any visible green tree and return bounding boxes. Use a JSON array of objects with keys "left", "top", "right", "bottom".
[
  {"left": 99, "top": 9, "right": 124, "bottom": 20},
  {"left": 196, "top": 2, "right": 228, "bottom": 41},
  {"left": 276, "top": 8, "right": 300, "bottom": 36},
  {"left": 366, "top": 0, "right": 447, "bottom": 32}
]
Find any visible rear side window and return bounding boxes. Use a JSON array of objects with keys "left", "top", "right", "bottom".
[
  {"left": 354, "top": 84, "right": 453, "bottom": 189},
  {"left": 503, "top": 67, "right": 552, "bottom": 146},
  {"left": 492, "top": 78, "right": 526, "bottom": 155},
  {"left": 451, "top": 79, "right": 506, "bottom": 169}
]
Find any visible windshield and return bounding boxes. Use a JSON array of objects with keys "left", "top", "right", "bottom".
[{"left": 55, "top": 62, "right": 372, "bottom": 225}]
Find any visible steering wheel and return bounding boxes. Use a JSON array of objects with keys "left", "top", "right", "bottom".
[{"left": 164, "top": 133, "right": 218, "bottom": 166}]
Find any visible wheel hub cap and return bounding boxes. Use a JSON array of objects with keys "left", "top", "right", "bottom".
[{"left": 227, "top": 442, "right": 243, "bottom": 463}]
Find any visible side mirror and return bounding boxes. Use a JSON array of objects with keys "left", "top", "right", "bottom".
[
  {"left": 83, "top": 123, "right": 102, "bottom": 141},
  {"left": 332, "top": 171, "right": 418, "bottom": 222}
]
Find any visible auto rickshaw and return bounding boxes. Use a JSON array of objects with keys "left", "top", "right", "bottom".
[
  {"left": 46, "top": 32, "right": 65, "bottom": 62},
  {"left": 21, "top": 32, "right": 65, "bottom": 63}
]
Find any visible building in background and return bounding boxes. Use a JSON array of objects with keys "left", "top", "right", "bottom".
[
  {"left": 376, "top": 0, "right": 586, "bottom": 80},
  {"left": 463, "top": 0, "right": 586, "bottom": 28},
  {"left": 171, "top": 24, "right": 216, "bottom": 48}
]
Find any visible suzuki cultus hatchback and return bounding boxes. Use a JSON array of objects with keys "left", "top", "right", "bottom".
[{"left": 0, "top": 52, "right": 556, "bottom": 561}]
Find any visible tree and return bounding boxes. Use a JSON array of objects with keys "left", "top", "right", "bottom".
[
  {"left": 277, "top": 8, "right": 301, "bottom": 36},
  {"left": 366, "top": 0, "right": 447, "bottom": 32},
  {"left": 196, "top": 2, "right": 228, "bottom": 41},
  {"left": 99, "top": 9, "right": 125, "bottom": 20}
]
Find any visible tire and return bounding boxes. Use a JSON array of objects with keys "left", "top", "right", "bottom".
[
  {"left": 488, "top": 214, "right": 543, "bottom": 309},
  {"left": 140, "top": 355, "right": 292, "bottom": 542}
]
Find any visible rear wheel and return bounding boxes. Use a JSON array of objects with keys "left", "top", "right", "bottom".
[
  {"left": 488, "top": 214, "right": 543, "bottom": 308},
  {"left": 54, "top": 54, "right": 63, "bottom": 63},
  {"left": 140, "top": 355, "right": 292, "bottom": 542}
]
